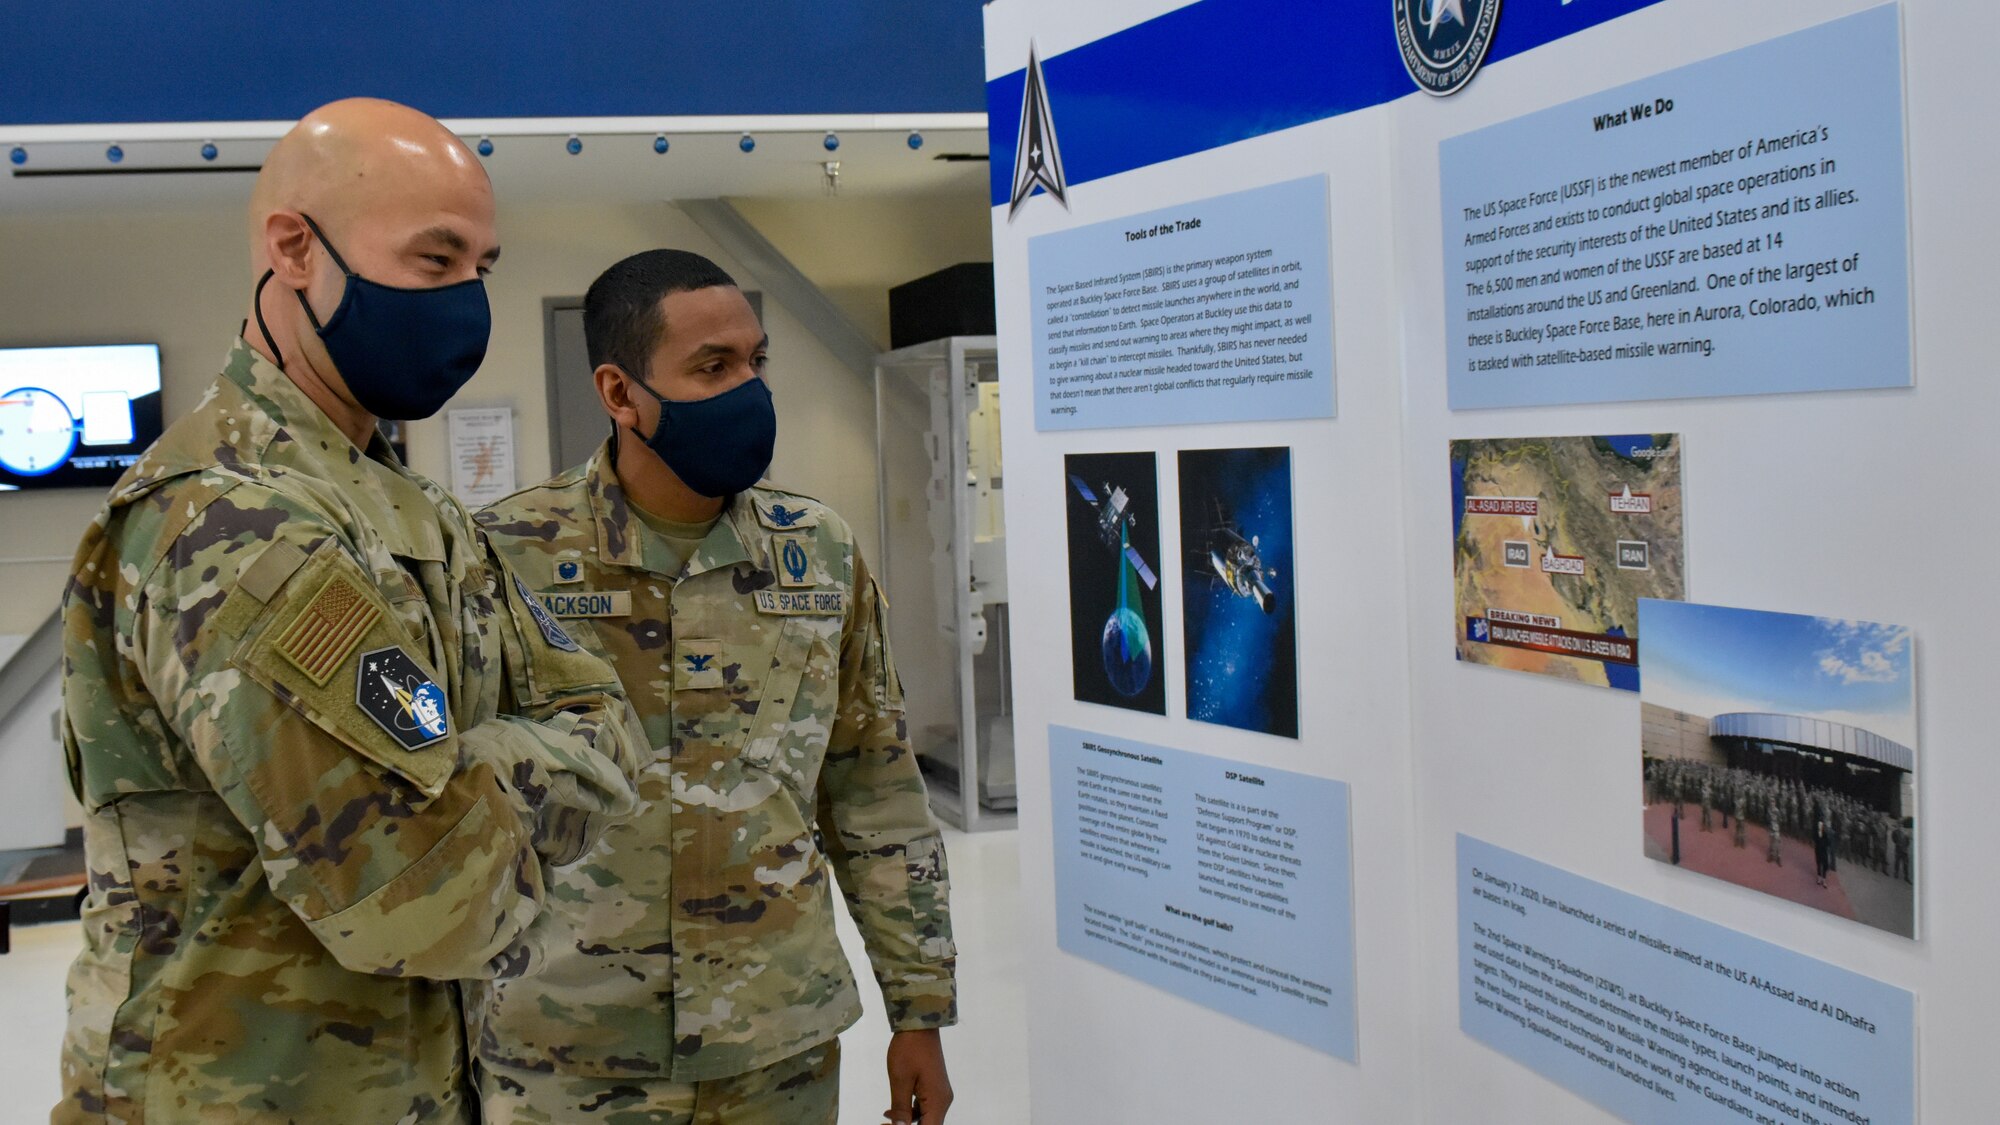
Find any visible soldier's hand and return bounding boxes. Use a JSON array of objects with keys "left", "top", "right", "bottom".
[{"left": 884, "top": 1028, "right": 952, "bottom": 1124}]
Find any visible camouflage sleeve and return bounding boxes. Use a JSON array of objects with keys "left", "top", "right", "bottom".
[
  {"left": 472, "top": 547, "right": 644, "bottom": 866},
  {"left": 816, "top": 553, "right": 958, "bottom": 1031},
  {"left": 130, "top": 483, "right": 583, "bottom": 981}
]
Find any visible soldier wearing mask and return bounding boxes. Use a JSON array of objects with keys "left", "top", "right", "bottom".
[
  {"left": 54, "top": 99, "right": 644, "bottom": 1124},
  {"left": 471, "top": 250, "right": 956, "bottom": 1125}
]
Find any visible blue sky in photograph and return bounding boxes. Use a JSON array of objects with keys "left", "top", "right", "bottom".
[{"left": 1638, "top": 599, "right": 1916, "bottom": 747}]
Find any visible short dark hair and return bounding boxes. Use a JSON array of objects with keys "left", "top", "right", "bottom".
[{"left": 583, "top": 249, "right": 739, "bottom": 378}]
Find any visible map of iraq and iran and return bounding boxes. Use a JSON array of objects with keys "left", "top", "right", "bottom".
[{"left": 1452, "top": 434, "right": 1686, "bottom": 691}]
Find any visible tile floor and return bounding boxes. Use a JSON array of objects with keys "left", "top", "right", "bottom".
[
  {"left": 835, "top": 825, "right": 1027, "bottom": 1124},
  {"left": 0, "top": 825, "right": 1027, "bottom": 1125}
]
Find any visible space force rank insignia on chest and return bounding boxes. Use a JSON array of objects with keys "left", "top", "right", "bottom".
[
  {"left": 677, "top": 638, "right": 726, "bottom": 689},
  {"left": 537, "top": 589, "right": 632, "bottom": 618},
  {"left": 754, "top": 589, "right": 847, "bottom": 616},
  {"left": 356, "top": 646, "right": 451, "bottom": 750},
  {"left": 514, "top": 573, "right": 580, "bottom": 651}
]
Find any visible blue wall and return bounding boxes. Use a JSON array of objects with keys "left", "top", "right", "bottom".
[{"left": 0, "top": 3, "right": 986, "bottom": 125}]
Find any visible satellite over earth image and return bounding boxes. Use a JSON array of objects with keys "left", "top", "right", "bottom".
[{"left": 1065, "top": 451, "right": 1167, "bottom": 714}]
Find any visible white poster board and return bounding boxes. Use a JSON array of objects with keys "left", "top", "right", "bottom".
[
  {"left": 987, "top": 0, "right": 1983, "bottom": 1120},
  {"left": 446, "top": 406, "right": 516, "bottom": 507}
]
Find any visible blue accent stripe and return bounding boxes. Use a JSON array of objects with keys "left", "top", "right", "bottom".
[{"left": 989, "top": 0, "right": 1670, "bottom": 206}]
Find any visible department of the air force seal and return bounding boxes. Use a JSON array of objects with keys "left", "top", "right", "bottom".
[
  {"left": 515, "top": 572, "right": 580, "bottom": 651},
  {"left": 356, "top": 646, "right": 451, "bottom": 750},
  {"left": 1396, "top": 0, "right": 1501, "bottom": 96}
]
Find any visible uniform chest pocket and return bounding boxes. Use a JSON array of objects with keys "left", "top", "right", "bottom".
[
  {"left": 454, "top": 563, "right": 501, "bottom": 721},
  {"left": 374, "top": 565, "right": 437, "bottom": 648},
  {"left": 740, "top": 615, "right": 843, "bottom": 796}
]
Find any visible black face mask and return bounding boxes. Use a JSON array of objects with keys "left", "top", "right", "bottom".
[
  {"left": 254, "top": 213, "right": 491, "bottom": 420},
  {"left": 623, "top": 371, "right": 777, "bottom": 498}
]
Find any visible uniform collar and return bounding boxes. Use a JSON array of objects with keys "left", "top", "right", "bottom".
[
  {"left": 217, "top": 337, "right": 448, "bottom": 560},
  {"left": 585, "top": 439, "right": 762, "bottom": 580}
]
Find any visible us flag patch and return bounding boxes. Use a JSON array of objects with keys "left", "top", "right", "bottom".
[{"left": 275, "top": 574, "right": 381, "bottom": 685}]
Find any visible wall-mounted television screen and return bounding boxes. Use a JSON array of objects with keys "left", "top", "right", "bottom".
[{"left": 0, "top": 344, "right": 164, "bottom": 491}]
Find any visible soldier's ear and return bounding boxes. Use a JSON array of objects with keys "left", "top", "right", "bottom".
[
  {"left": 263, "top": 211, "right": 317, "bottom": 289},
  {"left": 595, "top": 364, "right": 646, "bottom": 434}
]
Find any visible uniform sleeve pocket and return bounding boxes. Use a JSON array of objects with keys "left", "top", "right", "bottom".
[
  {"left": 228, "top": 543, "right": 457, "bottom": 799},
  {"left": 863, "top": 579, "right": 905, "bottom": 711},
  {"left": 904, "top": 834, "right": 957, "bottom": 963}
]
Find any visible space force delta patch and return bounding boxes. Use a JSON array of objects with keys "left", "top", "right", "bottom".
[
  {"left": 514, "top": 573, "right": 580, "bottom": 650},
  {"left": 356, "top": 646, "right": 451, "bottom": 750},
  {"left": 537, "top": 589, "right": 632, "bottom": 618},
  {"left": 754, "top": 589, "right": 847, "bottom": 616}
]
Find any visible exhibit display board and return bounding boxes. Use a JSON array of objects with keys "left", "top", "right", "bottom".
[{"left": 987, "top": 0, "right": 1992, "bottom": 1119}]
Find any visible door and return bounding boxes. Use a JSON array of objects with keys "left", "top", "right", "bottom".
[
  {"left": 543, "top": 298, "right": 601, "bottom": 475},
  {"left": 544, "top": 292, "right": 765, "bottom": 476}
]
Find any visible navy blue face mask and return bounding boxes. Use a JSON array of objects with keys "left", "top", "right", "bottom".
[
  {"left": 624, "top": 371, "right": 777, "bottom": 498},
  {"left": 254, "top": 213, "right": 491, "bottom": 421}
]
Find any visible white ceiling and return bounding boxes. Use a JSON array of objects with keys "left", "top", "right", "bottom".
[{"left": 0, "top": 124, "right": 992, "bottom": 216}]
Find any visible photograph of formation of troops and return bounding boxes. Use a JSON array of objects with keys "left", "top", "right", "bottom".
[{"left": 1638, "top": 600, "right": 1917, "bottom": 938}]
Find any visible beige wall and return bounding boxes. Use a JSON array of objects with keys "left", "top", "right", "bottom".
[
  {"left": 733, "top": 192, "right": 994, "bottom": 346},
  {"left": 1640, "top": 701, "right": 1723, "bottom": 765},
  {"left": 0, "top": 197, "right": 896, "bottom": 636},
  {"left": 0, "top": 201, "right": 254, "bottom": 635}
]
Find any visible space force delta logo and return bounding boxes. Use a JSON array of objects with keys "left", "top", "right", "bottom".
[
  {"left": 1008, "top": 44, "right": 1068, "bottom": 221},
  {"left": 1396, "top": 0, "right": 1501, "bottom": 96},
  {"left": 514, "top": 573, "right": 580, "bottom": 651}
]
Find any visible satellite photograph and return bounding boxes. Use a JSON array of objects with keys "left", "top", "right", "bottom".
[
  {"left": 1178, "top": 447, "right": 1297, "bottom": 738},
  {"left": 1065, "top": 451, "right": 1166, "bottom": 715}
]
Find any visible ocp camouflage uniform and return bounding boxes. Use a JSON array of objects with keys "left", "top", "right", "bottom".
[
  {"left": 55, "top": 341, "right": 645, "bottom": 1124},
  {"left": 468, "top": 446, "right": 956, "bottom": 1109}
]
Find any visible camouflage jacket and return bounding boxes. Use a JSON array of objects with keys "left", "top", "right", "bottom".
[
  {"left": 55, "top": 341, "right": 645, "bottom": 1124},
  {"left": 469, "top": 445, "right": 956, "bottom": 1083}
]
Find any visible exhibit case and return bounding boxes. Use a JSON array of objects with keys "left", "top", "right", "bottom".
[{"left": 873, "top": 337, "right": 1015, "bottom": 831}]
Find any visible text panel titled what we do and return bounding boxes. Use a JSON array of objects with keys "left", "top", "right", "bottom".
[{"left": 1442, "top": 6, "right": 1910, "bottom": 409}]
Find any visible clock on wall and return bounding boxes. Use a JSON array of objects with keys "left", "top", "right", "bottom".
[{"left": 0, "top": 386, "right": 80, "bottom": 477}]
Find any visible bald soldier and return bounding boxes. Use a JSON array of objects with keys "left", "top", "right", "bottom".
[
  {"left": 54, "top": 100, "right": 644, "bottom": 1124},
  {"left": 471, "top": 251, "right": 956, "bottom": 1125}
]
